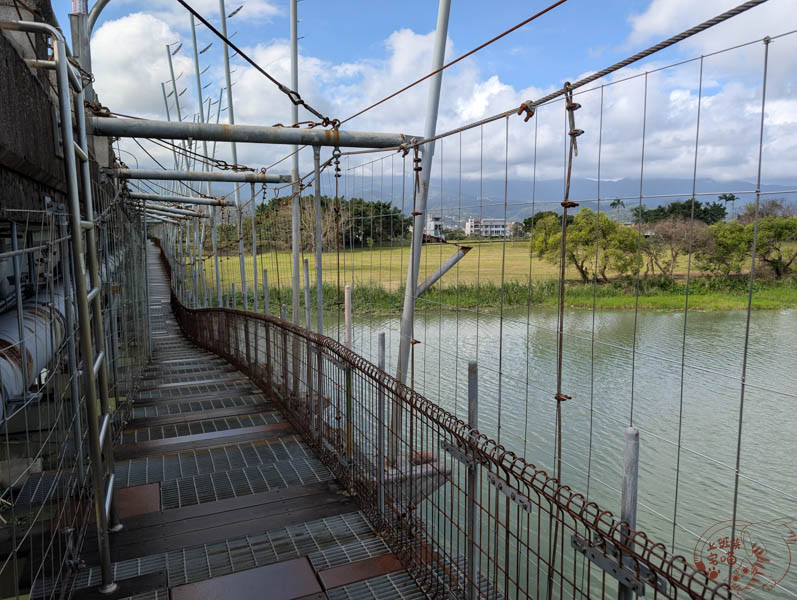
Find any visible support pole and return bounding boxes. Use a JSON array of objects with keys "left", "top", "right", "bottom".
[
  {"left": 313, "top": 146, "right": 324, "bottom": 333},
  {"left": 467, "top": 360, "right": 479, "bottom": 600},
  {"left": 263, "top": 268, "right": 269, "bottom": 314},
  {"left": 142, "top": 202, "right": 152, "bottom": 358},
  {"left": 290, "top": 0, "right": 300, "bottom": 325},
  {"left": 57, "top": 212, "right": 84, "bottom": 481},
  {"left": 251, "top": 183, "right": 259, "bottom": 312},
  {"left": 218, "top": 0, "right": 247, "bottom": 311},
  {"left": 109, "top": 168, "right": 290, "bottom": 183},
  {"left": 377, "top": 332, "right": 386, "bottom": 519},
  {"left": 619, "top": 426, "right": 640, "bottom": 600},
  {"left": 303, "top": 258, "right": 312, "bottom": 329},
  {"left": 395, "top": 0, "right": 451, "bottom": 386},
  {"left": 344, "top": 284, "right": 352, "bottom": 349}
]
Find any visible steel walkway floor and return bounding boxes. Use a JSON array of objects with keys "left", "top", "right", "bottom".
[{"left": 69, "top": 242, "right": 423, "bottom": 600}]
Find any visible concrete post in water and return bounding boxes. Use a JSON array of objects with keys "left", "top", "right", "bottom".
[
  {"left": 263, "top": 268, "right": 269, "bottom": 314},
  {"left": 231, "top": 283, "right": 236, "bottom": 310},
  {"left": 313, "top": 146, "right": 324, "bottom": 333},
  {"left": 377, "top": 332, "right": 386, "bottom": 519},
  {"left": 344, "top": 284, "right": 352, "bottom": 350},
  {"left": 467, "top": 360, "right": 479, "bottom": 600},
  {"left": 619, "top": 426, "right": 640, "bottom": 600}
]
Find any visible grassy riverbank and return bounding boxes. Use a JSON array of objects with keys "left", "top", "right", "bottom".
[
  {"left": 222, "top": 277, "right": 797, "bottom": 314},
  {"left": 201, "top": 241, "right": 797, "bottom": 313}
]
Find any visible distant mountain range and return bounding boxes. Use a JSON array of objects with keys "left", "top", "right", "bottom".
[{"left": 418, "top": 177, "right": 797, "bottom": 224}]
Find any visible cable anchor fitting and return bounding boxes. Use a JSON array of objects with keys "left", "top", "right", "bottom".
[{"left": 517, "top": 102, "right": 536, "bottom": 122}]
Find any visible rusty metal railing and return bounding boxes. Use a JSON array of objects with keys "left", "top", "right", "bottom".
[{"left": 159, "top": 243, "right": 730, "bottom": 600}]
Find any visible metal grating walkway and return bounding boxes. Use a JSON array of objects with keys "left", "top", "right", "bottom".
[{"left": 59, "top": 241, "right": 424, "bottom": 600}]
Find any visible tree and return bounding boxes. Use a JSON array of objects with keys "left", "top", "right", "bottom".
[
  {"left": 718, "top": 193, "right": 738, "bottom": 221},
  {"left": 522, "top": 211, "right": 558, "bottom": 233},
  {"left": 609, "top": 198, "right": 625, "bottom": 221},
  {"left": 737, "top": 198, "right": 796, "bottom": 224},
  {"left": 632, "top": 199, "right": 727, "bottom": 225},
  {"left": 696, "top": 221, "right": 749, "bottom": 276},
  {"left": 532, "top": 208, "right": 636, "bottom": 283},
  {"left": 641, "top": 218, "right": 710, "bottom": 279},
  {"left": 755, "top": 217, "right": 797, "bottom": 279}
]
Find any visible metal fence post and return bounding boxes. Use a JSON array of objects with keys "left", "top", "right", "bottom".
[
  {"left": 303, "top": 258, "right": 312, "bottom": 329},
  {"left": 251, "top": 183, "right": 259, "bottom": 312},
  {"left": 263, "top": 268, "right": 269, "bottom": 314},
  {"left": 57, "top": 212, "right": 85, "bottom": 481},
  {"left": 467, "top": 360, "right": 479, "bottom": 600},
  {"left": 281, "top": 304, "right": 289, "bottom": 400},
  {"left": 619, "top": 426, "right": 640, "bottom": 600},
  {"left": 313, "top": 145, "right": 324, "bottom": 334},
  {"left": 377, "top": 332, "right": 386, "bottom": 519},
  {"left": 344, "top": 284, "right": 352, "bottom": 349}
]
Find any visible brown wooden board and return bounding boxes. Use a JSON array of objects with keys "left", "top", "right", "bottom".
[
  {"left": 113, "top": 422, "right": 293, "bottom": 460},
  {"left": 317, "top": 554, "right": 404, "bottom": 590},
  {"left": 82, "top": 484, "right": 355, "bottom": 564},
  {"left": 171, "top": 558, "right": 322, "bottom": 600}
]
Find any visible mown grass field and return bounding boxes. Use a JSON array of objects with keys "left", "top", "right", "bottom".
[{"left": 197, "top": 240, "right": 797, "bottom": 312}]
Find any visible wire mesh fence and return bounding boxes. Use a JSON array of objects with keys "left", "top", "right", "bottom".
[
  {"left": 0, "top": 185, "right": 149, "bottom": 598},
  {"left": 159, "top": 236, "right": 734, "bottom": 600}
]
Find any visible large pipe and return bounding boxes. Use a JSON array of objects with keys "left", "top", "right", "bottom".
[
  {"left": 414, "top": 246, "right": 471, "bottom": 298},
  {"left": 88, "top": 116, "right": 419, "bottom": 149},
  {"left": 395, "top": 0, "right": 451, "bottom": 387},
  {"left": 108, "top": 168, "right": 291, "bottom": 183},
  {"left": 129, "top": 192, "right": 227, "bottom": 206}
]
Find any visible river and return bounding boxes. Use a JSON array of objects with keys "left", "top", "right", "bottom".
[{"left": 325, "top": 306, "right": 797, "bottom": 598}]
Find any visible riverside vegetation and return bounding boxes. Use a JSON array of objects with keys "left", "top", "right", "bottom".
[{"left": 202, "top": 196, "right": 797, "bottom": 314}]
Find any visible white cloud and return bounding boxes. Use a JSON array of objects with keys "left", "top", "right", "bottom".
[{"left": 90, "top": 3, "right": 797, "bottom": 193}]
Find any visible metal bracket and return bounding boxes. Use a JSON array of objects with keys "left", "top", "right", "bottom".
[
  {"left": 571, "top": 533, "right": 668, "bottom": 596},
  {"left": 485, "top": 472, "right": 534, "bottom": 513},
  {"left": 440, "top": 440, "right": 476, "bottom": 466}
]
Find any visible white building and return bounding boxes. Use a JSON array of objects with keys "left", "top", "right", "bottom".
[
  {"left": 424, "top": 215, "right": 444, "bottom": 238},
  {"left": 464, "top": 217, "right": 514, "bottom": 238}
]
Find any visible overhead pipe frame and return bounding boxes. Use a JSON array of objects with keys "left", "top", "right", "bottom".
[{"left": 107, "top": 168, "right": 292, "bottom": 183}]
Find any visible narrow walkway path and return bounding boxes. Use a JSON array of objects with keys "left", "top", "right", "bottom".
[{"left": 71, "top": 242, "right": 422, "bottom": 600}]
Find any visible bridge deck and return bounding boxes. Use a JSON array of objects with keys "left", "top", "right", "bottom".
[{"left": 71, "top": 242, "right": 423, "bottom": 599}]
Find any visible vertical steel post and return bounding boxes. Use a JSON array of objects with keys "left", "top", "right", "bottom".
[
  {"left": 467, "top": 360, "right": 479, "bottom": 600},
  {"left": 218, "top": 0, "right": 247, "bottom": 308},
  {"left": 231, "top": 282, "right": 236, "bottom": 310},
  {"left": 619, "top": 426, "right": 640, "bottom": 600},
  {"left": 303, "top": 258, "right": 312, "bottom": 329},
  {"left": 142, "top": 202, "right": 152, "bottom": 359},
  {"left": 263, "top": 268, "right": 269, "bottom": 314},
  {"left": 396, "top": 0, "right": 451, "bottom": 386},
  {"left": 251, "top": 183, "right": 259, "bottom": 312},
  {"left": 377, "top": 332, "right": 386, "bottom": 519},
  {"left": 9, "top": 224, "right": 29, "bottom": 409},
  {"left": 281, "top": 304, "right": 289, "bottom": 398},
  {"left": 344, "top": 284, "right": 352, "bottom": 349},
  {"left": 58, "top": 213, "right": 85, "bottom": 481},
  {"left": 313, "top": 146, "right": 324, "bottom": 333},
  {"left": 53, "top": 38, "right": 115, "bottom": 593},
  {"left": 289, "top": 0, "right": 300, "bottom": 325},
  {"left": 212, "top": 208, "right": 222, "bottom": 306}
]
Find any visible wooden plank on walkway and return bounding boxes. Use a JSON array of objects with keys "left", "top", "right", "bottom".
[
  {"left": 171, "top": 558, "right": 322, "bottom": 600},
  {"left": 317, "top": 554, "right": 404, "bottom": 590},
  {"left": 113, "top": 422, "right": 292, "bottom": 460}
]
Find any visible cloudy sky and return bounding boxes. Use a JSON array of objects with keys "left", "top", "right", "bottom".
[{"left": 52, "top": 0, "right": 796, "bottom": 194}]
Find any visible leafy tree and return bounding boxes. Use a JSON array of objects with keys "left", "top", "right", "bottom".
[
  {"left": 696, "top": 221, "right": 749, "bottom": 276},
  {"left": 755, "top": 217, "right": 797, "bottom": 279},
  {"left": 532, "top": 208, "right": 636, "bottom": 283},
  {"left": 632, "top": 199, "right": 727, "bottom": 225},
  {"left": 522, "top": 211, "right": 559, "bottom": 233}
]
